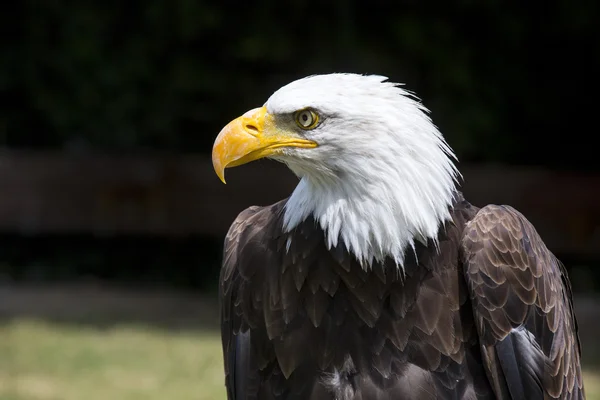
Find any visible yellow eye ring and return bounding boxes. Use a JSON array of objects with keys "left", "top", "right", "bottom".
[{"left": 294, "top": 109, "right": 319, "bottom": 130}]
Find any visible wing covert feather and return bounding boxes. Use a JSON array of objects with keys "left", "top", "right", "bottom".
[{"left": 461, "top": 205, "right": 584, "bottom": 400}]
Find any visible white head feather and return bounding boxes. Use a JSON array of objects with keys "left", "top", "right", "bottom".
[{"left": 265, "top": 73, "right": 459, "bottom": 269}]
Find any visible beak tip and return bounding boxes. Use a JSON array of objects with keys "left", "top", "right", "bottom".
[
  {"left": 212, "top": 145, "right": 227, "bottom": 184},
  {"left": 213, "top": 164, "right": 227, "bottom": 184}
]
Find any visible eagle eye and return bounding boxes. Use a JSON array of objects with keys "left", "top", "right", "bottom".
[{"left": 294, "top": 109, "right": 319, "bottom": 130}]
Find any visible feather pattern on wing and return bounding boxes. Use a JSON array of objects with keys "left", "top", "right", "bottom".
[{"left": 461, "top": 205, "right": 584, "bottom": 400}]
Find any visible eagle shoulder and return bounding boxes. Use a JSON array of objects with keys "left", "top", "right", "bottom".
[{"left": 460, "top": 204, "right": 584, "bottom": 400}]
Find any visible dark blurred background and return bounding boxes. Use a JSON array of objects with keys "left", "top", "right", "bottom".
[
  {"left": 1, "top": 2, "right": 600, "bottom": 397},
  {"left": 2, "top": 0, "right": 598, "bottom": 290}
]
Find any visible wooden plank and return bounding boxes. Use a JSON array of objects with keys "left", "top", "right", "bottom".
[{"left": 0, "top": 150, "right": 598, "bottom": 255}]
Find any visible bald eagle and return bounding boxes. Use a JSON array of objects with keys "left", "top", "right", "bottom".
[{"left": 211, "top": 74, "right": 584, "bottom": 400}]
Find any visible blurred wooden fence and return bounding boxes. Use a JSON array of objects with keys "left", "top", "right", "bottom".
[{"left": 0, "top": 150, "right": 598, "bottom": 256}]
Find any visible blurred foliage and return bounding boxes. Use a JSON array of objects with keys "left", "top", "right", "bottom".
[
  {"left": 2, "top": 0, "right": 598, "bottom": 168},
  {"left": 0, "top": 1, "right": 598, "bottom": 290}
]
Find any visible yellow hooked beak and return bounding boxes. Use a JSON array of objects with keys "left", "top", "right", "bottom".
[{"left": 212, "top": 106, "right": 317, "bottom": 183}]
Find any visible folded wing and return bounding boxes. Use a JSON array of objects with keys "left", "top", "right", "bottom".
[{"left": 461, "top": 205, "right": 584, "bottom": 400}]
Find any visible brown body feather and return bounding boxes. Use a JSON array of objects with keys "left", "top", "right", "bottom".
[{"left": 219, "top": 193, "right": 584, "bottom": 399}]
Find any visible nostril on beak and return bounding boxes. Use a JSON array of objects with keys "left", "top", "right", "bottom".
[{"left": 245, "top": 123, "right": 259, "bottom": 135}]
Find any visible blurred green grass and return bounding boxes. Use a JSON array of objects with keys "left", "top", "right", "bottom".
[
  {"left": 0, "top": 320, "right": 225, "bottom": 400},
  {"left": 0, "top": 319, "right": 597, "bottom": 400}
]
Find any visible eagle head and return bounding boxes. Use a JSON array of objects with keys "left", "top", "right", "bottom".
[{"left": 212, "top": 73, "right": 459, "bottom": 268}]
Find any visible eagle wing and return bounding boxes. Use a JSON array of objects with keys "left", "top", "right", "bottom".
[
  {"left": 220, "top": 205, "right": 271, "bottom": 400},
  {"left": 461, "top": 205, "right": 584, "bottom": 399}
]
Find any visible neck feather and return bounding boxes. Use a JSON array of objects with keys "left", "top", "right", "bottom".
[{"left": 282, "top": 151, "right": 459, "bottom": 270}]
